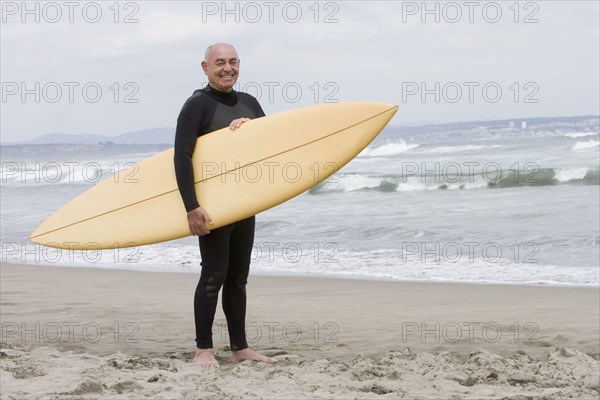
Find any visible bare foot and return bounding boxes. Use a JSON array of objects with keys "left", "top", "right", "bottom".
[
  {"left": 231, "top": 348, "right": 277, "bottom": 364},
  {"left": 194, "top": 348, "right": 220, "bottom": 368}
]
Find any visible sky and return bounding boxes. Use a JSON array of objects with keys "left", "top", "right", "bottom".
[{"left": 1, "top": 0, "right": 599, "bottom": 142}]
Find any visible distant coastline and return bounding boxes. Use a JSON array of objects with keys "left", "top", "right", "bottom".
[{"left": 2, "top": 115, "right": 598, "bottom": 146}]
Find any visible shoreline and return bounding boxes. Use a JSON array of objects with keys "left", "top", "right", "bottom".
[
  {"left": 2, "top": 262, "right": 599, "bottom": 399},
  {"left": 4, "top": 261, "right": 598, "bottom": 289}
]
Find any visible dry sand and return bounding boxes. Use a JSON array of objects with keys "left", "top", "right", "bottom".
[{"left": 1, "top": 263, "right": 598, "bottom": 399}]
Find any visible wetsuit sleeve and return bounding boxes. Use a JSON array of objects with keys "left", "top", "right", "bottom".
[{"left": 174, "top": 96, "right": 205, "bottom": 212}]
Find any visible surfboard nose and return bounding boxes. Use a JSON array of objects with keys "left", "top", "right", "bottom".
[
  {"left": 376, "top": 103, "right": 399, "bottom": 121},
  {"left": 360, "top": 102, "right": 398, "bottom": 117},
  {"left": 384, "top": 103, "right": 398, "bottom": 113}
]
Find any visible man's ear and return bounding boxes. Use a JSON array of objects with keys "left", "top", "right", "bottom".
[{"left": 201, "top": 61, "right": 208, "bottom": 74}]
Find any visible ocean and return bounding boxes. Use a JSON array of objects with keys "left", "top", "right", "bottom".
[{"left": 1, "top": 123, "right": 598, "bottom": 286}]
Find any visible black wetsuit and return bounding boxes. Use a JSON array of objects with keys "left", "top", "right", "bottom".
[{"left": 174, "top": 84, "right": 265, "bottom": 351}]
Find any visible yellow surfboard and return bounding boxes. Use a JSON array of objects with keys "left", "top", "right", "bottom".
[{"left": 29, "top": 102, "right": 398, "bottom": 249}]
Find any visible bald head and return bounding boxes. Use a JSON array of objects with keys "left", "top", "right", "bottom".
[
  {"left": 204, "top": 43, "right": 238, "bottom": 62},
  {"left": 201, "top": 43, "right": 240, "bottom": 92}
]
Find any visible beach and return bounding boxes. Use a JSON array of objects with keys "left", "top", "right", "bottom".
[
  {"left": 2, "top": 0, "right": 599, "bottom": 398},
  {"left": 1, "top": 263, "right": 598, "bottom": 399},
  {"left": 2, "top": 118, "right": 597, "bottom": 400}
]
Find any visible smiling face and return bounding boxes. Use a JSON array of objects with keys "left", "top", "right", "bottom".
[{"left": 201, "top": 43, "right": 239, "bottom": 93}]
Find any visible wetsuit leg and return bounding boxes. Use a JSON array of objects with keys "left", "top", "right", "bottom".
[
  {"left": 222, "top": 215, "right": 255, "bottom": 351},
  {"left": 194, "top": 216, "right": 255, "bottom": 350},
  {"left": 194, "top": 223, "right": 234, "bottom": 349}
]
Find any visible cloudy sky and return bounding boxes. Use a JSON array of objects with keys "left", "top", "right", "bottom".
[{"left": 1, "top": 0, "right": 599, "bottom": 142}]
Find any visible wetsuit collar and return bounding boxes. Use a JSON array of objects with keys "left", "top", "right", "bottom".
[{"left": 200, "top": 84, "right": 238, "bottom": 106}]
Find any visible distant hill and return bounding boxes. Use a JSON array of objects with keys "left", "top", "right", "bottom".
[
  {"left": 2, "top": 115, "right": 598, "bottom": 145},
  {"left": 4, "top": 128, "right": 175, "bottom": 145}
]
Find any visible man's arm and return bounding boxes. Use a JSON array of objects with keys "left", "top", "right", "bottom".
[{"left": 174, "top": 96, "right": 212, "bottom": 235}]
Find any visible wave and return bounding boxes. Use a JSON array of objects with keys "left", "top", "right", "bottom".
[
  {"left": 3, "top": 242, "right": 596, "bottom": 286},
  {"left": 359, "top": 140, "right": 419, "bottom": 157},
  {"left": 488, "top": 168, "right": 598, "bottom": 188},
  {"left": 0, "top": 161, "right": 130, "bottom": 187},
  {"left": 412, "top": 144, "right": 503, "bottom": 155},
  {"left": 572, "top": 140, "right": 599, "bottom": 150},
  {"left": 308, "top": 168, "right": 599, "bottom": 194},
  {"left": 564, "top": 132, "right": 598, "bottom": 138},
  {"left": 553, "top": 167, "right": 589, "bottom": 182}
]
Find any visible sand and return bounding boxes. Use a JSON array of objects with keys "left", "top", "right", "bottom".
[{"left": 1, "top": 263, "right": 598, "bottom": 399}]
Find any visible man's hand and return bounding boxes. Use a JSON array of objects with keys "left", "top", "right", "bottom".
[
  {"left": 187, "top": 207, "right": 213, "bottom": 236},
  {"left": 229, "top": 118, "right": 251, "bottom": 130}
]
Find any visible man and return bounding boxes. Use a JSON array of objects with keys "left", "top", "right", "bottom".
[{"left": 174, "top": 43, "right": 277, "bottom": 368}]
